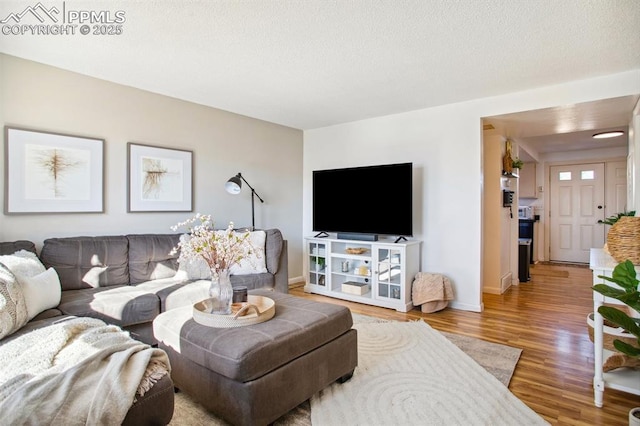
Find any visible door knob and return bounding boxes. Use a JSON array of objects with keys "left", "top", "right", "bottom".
[{"left": 597, "top": 205, "right": 603, "bottom": 209}]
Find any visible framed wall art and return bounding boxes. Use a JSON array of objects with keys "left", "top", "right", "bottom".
[
  {"left": 4, "top": 126, "right": 104, "bottom": 214},
  {"left": 127, "top": 142, "right": 193, "bottom": 212}
]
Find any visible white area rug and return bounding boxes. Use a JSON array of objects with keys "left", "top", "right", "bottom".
[{"left": 310, "top": 320, "right": 548, "bottom": 426}]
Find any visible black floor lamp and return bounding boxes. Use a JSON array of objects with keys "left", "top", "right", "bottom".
[{"left": 224, "top": 173, "right": 265, "bottom": 231}]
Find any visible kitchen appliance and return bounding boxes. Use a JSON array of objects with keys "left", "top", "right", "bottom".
[{"left": 518, "top": 206, "right": 534, "bottom": 220}]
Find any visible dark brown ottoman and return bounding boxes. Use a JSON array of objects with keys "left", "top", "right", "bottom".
[{"left": 153, "top": 289, "right": 357, "bottom": 426}]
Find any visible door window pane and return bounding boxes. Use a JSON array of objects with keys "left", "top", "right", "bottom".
[
  {"left": 559, "top": 172, "right": 571, "bottom": 181},
  {"left": 581, "top": 170, "right": 595, "bottom": 180}
]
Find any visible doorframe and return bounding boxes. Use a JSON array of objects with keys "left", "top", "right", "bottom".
[{"left": 542, "top": 156, "right": 627, "bottom": 262}]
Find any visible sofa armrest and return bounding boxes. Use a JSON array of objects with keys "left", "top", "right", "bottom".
[{"left": 273, "top": 240, "right": 289, "bottom": 293}]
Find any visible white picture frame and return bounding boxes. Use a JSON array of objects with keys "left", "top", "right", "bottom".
[
  {"left": 127, "top": 142, "right": 193, "bottom": 212},
  {"left": 4, "top": 126, "right": 104, "bottom": 214}
]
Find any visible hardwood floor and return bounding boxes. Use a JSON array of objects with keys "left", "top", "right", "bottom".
[{"left": 290, "top": 262, "right": 640, "bottom": 425}]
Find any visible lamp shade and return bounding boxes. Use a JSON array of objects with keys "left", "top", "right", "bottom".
[{"left": 225, "top": 174, "right": 242, "bottom": 194}]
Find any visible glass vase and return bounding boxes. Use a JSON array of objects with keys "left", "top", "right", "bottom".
[{"left": 208, "top": 268, "right": 233, "bottom": 315}]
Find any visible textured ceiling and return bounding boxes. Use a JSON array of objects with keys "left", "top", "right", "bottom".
[
  {"left": 0, "top": 0, "right": 639, "bottom": 130},
  {"left": 485, "top": 95, "right": 640, "bottom": 160}
]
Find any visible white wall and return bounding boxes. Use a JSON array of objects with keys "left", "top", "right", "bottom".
[
  {"left": 0, "top": 54, "right": 305, "bottom": 281},
  {"left": 631, "top": 98, "right": 640, "bottom": 211},
  {"left": 304, "top": 70, "right": 640, "bottom": 312}
]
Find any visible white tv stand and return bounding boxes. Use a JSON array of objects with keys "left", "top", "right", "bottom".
[{"left": 304, "top": 235, "right": 421, "bottom": 312}]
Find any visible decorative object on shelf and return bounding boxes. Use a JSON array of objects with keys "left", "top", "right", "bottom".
[
  {"left": 193, "top": 295, "right": 275, "bottom": 328},
  {"left": 171, "top": 213, "right": 257, "bottom": 315},
  {"left": 502, "top": 139, "right": 514, "bottom": 176},
  {"left": 357, "top": 265, "right": 370, "bottom": 276},
  {"left": 392, "top": 288, "right": 401, "bottom": 299},
  {"left": 346, "top": 247, "right": 368, "bottom": 254},
  {"left": 225, "top": 172, "right": 265, "bottom": 231},
  {"left": 592, "top": 260, "right": 640, "bottom": 363},
  {"left": 341, "top": 281, "right": 370, "bottom": 295},
  {"left": 4, "top": 126, "right": 104, "bottom": 214},
  {"left": 606, "top": 216, "right": 640, "bottom": 264},
  {"left": 512, "top": 157, "right": 524, "bottom": 169},
  {"left": 128, "top": 142, "right": 193, "bottom": 212}
]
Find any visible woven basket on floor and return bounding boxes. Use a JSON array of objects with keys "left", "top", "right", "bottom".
[{"left": 606, "top": 216, "right": 640, "bottom": 265}]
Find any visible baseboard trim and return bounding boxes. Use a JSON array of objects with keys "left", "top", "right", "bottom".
[{"left": 288, "top": 276, "right": 305, "bottom": 286}]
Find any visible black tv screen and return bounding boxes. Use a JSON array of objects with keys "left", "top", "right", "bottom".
[{"left": 312, "top": 162, "right": 413, "bottom": 237}]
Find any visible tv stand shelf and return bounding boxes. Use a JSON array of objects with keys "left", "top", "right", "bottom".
[{"left": 304, "top": 236, "right": 421, "bottom": 312}]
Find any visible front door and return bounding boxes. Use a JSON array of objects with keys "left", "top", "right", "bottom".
[{"left": 549, "top": 163, "right": 606, "bottom": 263}]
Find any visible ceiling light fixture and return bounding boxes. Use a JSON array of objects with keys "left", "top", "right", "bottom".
[{"left": 592, "top": 131, "right": 624, "bottom": 139}]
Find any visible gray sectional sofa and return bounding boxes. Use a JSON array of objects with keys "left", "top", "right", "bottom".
[
  {"left": 38, "top": 229, "right": 288, "bottom": 344},
  {"left": 0, "top": 229, "right": 288, "bottom": 425}
]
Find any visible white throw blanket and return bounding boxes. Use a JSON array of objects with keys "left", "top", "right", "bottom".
[{"left": 0, "top": 317, "right": 170, "bottom": 425}]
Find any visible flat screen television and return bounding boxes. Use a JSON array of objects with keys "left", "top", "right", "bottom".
[{"left": 312, "top": 162, "right": 413, "bottom": 240}]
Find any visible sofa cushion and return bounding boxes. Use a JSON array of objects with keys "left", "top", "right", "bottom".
[
  {"left": 264, "top": 229, "right": 284, "bottom": 275},
  {"left": 40, "top": 236, "right": 130, "bottom": 290},
  {"left": 0, "top": 241, "right": 37, "bottom": 256},
  {"left": 127, "top": 234, "right": 181, "bottom": 284},
  {"left": 230, "top": 272, "right": 274, "bottom": 290},
  {"left": 229, "top": 230, "right": 268, "bottom": 275},
  {"left": 177, "top": 230, "right": 274, "bottom": 279},
  {"left": 133, "top": 277, "right": 206, "bottom": 312},
  {"left": 58, "top": 285, "right": 159, "bottom": 327}
]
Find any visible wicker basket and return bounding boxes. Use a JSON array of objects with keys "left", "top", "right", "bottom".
[
  {"left": 587, "top": 312, "right": 637, "bottom": 352},
  {"left": 606, "top": 216, "right": 640, "bottom": 265}
]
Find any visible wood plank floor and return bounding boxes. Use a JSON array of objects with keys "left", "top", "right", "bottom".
[{"left": 290, "top": 262, "right": 640, "bottom": 425}]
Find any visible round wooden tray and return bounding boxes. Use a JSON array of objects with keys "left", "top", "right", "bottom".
[{"left": 193, "top": 295, "right": 275, "bottom": 328}]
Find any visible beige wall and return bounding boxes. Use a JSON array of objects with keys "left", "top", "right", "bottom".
[
  {"left": 482, "top": 132, "right": 506, "bottom": 295},
  {"left": 0, "top": 54, "right": 305, "bottom": 282}
]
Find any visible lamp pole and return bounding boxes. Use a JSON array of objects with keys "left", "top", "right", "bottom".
[{"left": 237, "top": 173, "right": 264, "bottom": 231}]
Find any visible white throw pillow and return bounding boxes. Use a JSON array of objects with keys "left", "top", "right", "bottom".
[
  {"left": 0, "top": 250, "right": 46, "bottom": 278},
  {"left": 177, "top": 231, "right": 267, "bottom": 278},
  {"left": 176, "top": 257, "right": 212, "bottom": 280},
  {"left": 229, "top": 231, "right": 267, "bottom": 275},
  {"left": 176, "top": 234, "right": 212, "bottom": 280},
  {"left": 20, "top": 268, "right": 62, "bottom": 320},
  {"left": 0, "top": 263, "right": 29, "bottom": 340}
]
